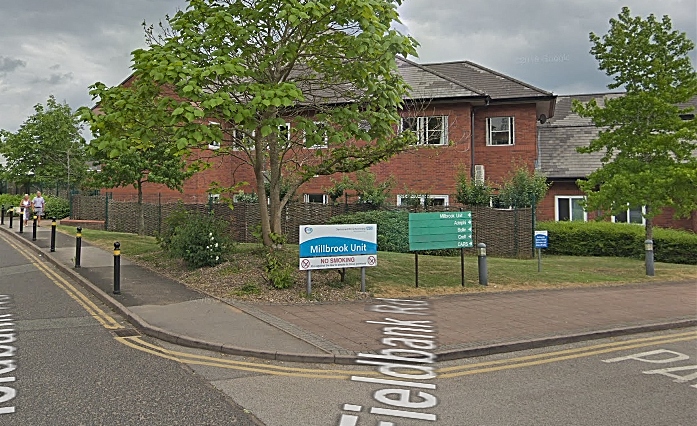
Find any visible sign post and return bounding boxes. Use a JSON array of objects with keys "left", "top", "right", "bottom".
[
  {"left": 534, "top": 230, "right": 549, "bottom": 272},
  {"left": 409, "top": 211, "right": 473, "bottom": 287},
  {"left": 299, "top": 224, "right": 378, "bottom": 295}
]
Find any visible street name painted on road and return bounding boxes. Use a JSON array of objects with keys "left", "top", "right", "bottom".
[
  {"left": 299, "top": 224, "right": 377, "bottom": 270},
  {"left": 409, "top": 211, "right": 473, "bottom": 251}
]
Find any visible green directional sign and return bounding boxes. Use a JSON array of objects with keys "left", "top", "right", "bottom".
[{"left": 409, "top": 211, "right": 473, "bottom": 251}]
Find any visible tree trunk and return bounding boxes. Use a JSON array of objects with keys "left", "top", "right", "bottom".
[{"left": 253, "top": 130, "right": 272, "bottom": 246}]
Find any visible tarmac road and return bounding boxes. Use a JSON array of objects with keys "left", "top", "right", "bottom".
[{"left": 0, "top": 232, "right": 264, "bottom": 426}]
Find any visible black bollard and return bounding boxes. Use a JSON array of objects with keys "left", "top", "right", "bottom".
[
  {"left": 75, "top": 227, "right": 82, "bottom": 268},
  {"left": 477, "top": 243, "right": 488, "bottom": 286},
  {"left": 113, "top": 242, "right": 121, "bottom": 295},
  {"left": 32, "top": 215, "right": 37, "bottom": 241},
  {"left": 9, "top": 209, "right": 13, "bottom": 229},
  {"left": 19, "top": 208, "right": 24, "bottom": 234},
  {"left": 50, "top": 217, "right": 56, "bottom": 252},
  {"left": 1, "top": 205, "right": 4, "bottom": 225}
]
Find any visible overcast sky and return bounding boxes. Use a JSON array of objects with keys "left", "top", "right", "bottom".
[{"left": 0, "top": 0, "right": 695, "bottom": 133}]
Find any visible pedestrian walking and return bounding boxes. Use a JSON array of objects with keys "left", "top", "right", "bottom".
[
  {"left": 32, "top": 191, "right": 45, "bottom": 226},
  {"left": 20, "top": 194, "right": 31, "bottom": 226}
]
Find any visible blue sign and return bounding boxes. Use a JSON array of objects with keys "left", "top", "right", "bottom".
[{"left": 534, "top": 231, "right": 548, "bottom": 249}]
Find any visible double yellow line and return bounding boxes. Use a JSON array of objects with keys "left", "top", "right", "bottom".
[
  {"left": 0, "top": 231, "right": 122, "bottom": 330},
  {"left": 437, "top": 330, "right": 697, "bottom": 378},
  {"left": 2, "top": 230, "right": 694, "bottom": 379}
]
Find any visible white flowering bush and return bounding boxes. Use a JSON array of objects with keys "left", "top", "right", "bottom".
[{"left": 168, "top": 212, "right": 232, "bottom": 268}]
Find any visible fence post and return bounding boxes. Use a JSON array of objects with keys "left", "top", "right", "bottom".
[
  {"left": 158, "top": 193, "right": 162, "bottom": 235},
  {"left": 104, "top": 194, "right": 109, "bottom": 231}
]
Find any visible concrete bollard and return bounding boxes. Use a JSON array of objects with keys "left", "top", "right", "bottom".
[
  {"left": 477, "top": 243, "right": 488, "bottom": 286},
  {"left": 645, "top": 239, "right": 655, "bottom": 277}
]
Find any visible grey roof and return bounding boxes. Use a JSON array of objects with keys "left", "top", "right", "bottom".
[
  {"left": 397, "top": 57, "right": 554, "bottom": 101},
  {"left": 423, "top": 60, "right": 554, "bottom": 100},
  {"left": 396, "top": 57, "right": 485, "bottom": 100},
  {"left": 538, "top": 92, "right": 697, "bottom": 179},
  {"left": 538, "top": 93, "right": 620, "bottom": 179}
]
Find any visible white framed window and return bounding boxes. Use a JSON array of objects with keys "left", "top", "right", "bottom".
[
  {"left": 486, "top": 116, "right": 515, "bottom": 146},
  {"left": 612, "top": 206, "right": 646, "bottom": 225},
  {"left": 232, "top": 129, "right": 255, "bottom": 151},
  {"left": 555, "top": 196, "right": 587, "bottom": 222},
  {"left": 303, "top": 193, "right": 328, "bottom": 204},
  {"left": 208, "top": 121, "right": 221, "bottom": 150},
  {"left": 401, "top": 116, "right": 448, "bottom": 145},
  {"left": 208, "top": 193, "right": 220, "bottom": 203},
  {"left": 397, "top": 194, "right": 449, "bottom": 207}
]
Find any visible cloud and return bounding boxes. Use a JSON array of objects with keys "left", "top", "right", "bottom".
[{"left": 0, "top": 56, "right": 27, "bottom": 73}]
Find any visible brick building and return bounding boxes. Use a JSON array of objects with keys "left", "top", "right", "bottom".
[{"left": 104, "top": 58, "right": 697, "bottom": 232}]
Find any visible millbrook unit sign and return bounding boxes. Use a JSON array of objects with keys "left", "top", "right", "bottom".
[
  {"left": 299, "top": 224, "right": 378, "bottom": 270},
  {"left": 409, "top": 211, "right": 473, "bottom": 251}
]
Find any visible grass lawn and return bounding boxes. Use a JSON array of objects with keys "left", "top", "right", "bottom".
[{"left": 57, "top": 226, "right": 697, "bottom": 301}]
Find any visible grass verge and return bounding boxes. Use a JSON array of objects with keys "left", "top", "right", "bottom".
[{"left": 57, "top": 226, "right": 697, "bottom": 302}]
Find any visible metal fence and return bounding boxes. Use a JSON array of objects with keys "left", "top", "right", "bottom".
[{"left": 70, "top": 194, "right": 534, "bottom": 258}]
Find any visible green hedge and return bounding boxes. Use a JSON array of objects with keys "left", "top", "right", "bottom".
[
  {"left": 0, "top": 194, "right": 69, "bottom": 219},
  {"left": 327, "top": 210, "right": 460, "bottom": 256},
  {"left": 537, "top": 221, "right": 697, "bottom": 265}
]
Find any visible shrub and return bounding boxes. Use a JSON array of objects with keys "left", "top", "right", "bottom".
[
  {"left": 328, "top": 210, "right": 410, "bottom": 253},
  {"left": 166, "top": 211, "right": 233, "bottom": 268},
  {"left": 538, "top": 221, "right": 697, "bottom": 264},
  {"left": 0, "top": 195, "right": 21, "bottom": 216},
  {"left": 455, "top": 171, "right": 493, "bottom": 206},
  {"left": 498, "top": 166, "right": 549, "bottom": 208},
  {"left": 263, "top": 249, "right": 295, "bottom": 289},
  {"left": 157, "top": 204, "right": 190, "bottom": 251},
  {"left": 44, "top": 195, "right": 70, "bottom": 219}
]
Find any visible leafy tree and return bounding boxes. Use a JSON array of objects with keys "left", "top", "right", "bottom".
[
  {"left": 455, "top": 169, "right": 493, "bottom": 206},
  {"left": 572, "top": 7, "right": 697, "bottom": 265},
  {"left": 79, "top": 76, "right": 209, "bottom": 235},
  {"left": 496, "top": 166, "right": 549, "bottom": 208},
  {"left": 329, "top": 170, "right": 395, "bottom": 207},
  {"left": 0, "top": 95, "right": 87, "bottom": 193},
  {"left": 130, "top": 0, "right": 418, "bottom": 246}
]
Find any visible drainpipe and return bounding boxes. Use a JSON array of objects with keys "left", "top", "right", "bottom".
[{"left": 471, "top": 97, "right": 491, "bottom": 178}]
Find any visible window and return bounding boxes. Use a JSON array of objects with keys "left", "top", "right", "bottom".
[
  {"left": 555, "top": 196, "right": 587, "bottom": 222},
  {"left": 486, "top": 117, "right": 515, "bottom": 146},
  {"left": 613, "top": 206, "right": 645, "bottom": 225},
  {"left": 304, "top": 193, "right": 328, "bottom": 204},
  {"left": 208, "top": 194, "right": 220, "bottom": 203},
  {"left": 397, "top": 194, "right": 449, "bottom": 207},
  {"left": 232, "top": 129, "right": 254, "bottom": 151},
  {"left": 208, "top": 121, "right": 221, "bottom": 150},
  {"left": 401, "top": 116, "right": 448, "bottom": 145}
]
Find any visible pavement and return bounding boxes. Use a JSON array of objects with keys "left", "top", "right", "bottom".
[{"left": 1, "top": 218, "right": 696, "bottom": 364}]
